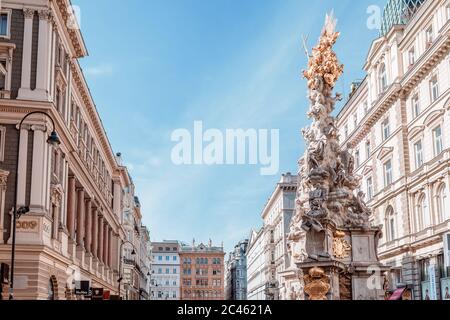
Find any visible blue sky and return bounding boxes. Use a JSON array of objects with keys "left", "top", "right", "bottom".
[{"left": 72, "top": 0, "right": 386, "bottom": 253}]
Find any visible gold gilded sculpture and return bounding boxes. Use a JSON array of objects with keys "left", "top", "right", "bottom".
[
  {"left": 333, "top": 231, "right": 352, "bottom": 259},
  {"left": 303, "top": 12, "right": 344, "bottom": 90},
  {"left": 304, "top": 267, "right": 331, "bottom": 300}
]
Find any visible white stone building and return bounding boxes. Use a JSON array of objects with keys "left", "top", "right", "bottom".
[
  {"left": 150, "top": 240, "right": 180, "bottom": 300},
  {"left": 246, "top": 228, "right": 266, "bottom": 300},
  {"left": 336, "top": 0, "right": 450, "bottom": 300},
  {"left": 261, "top": 173, "right": 297, "bottom": 300}
]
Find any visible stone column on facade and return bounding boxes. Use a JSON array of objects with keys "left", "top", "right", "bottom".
[
  {"left": 0, "top": 170, "right": 9, "bottom": 239},
  {"left": 50, "top": 187, "right": 61, "bottom": 240},
  {"left": 103, "top": 223, "right": 109, "bottom": 268},
  {"left": 91, "top": 206, "right": 98, "bottom": 258},
  {"left": 98, "top": 215, "right": 104, "bottom": 264},
  {"left": 17, "top": 8, "right": 34, "bottom": 98},
  {"left": 29, "top": 125, "right": 48, "bottom": 213},
  {"left": 108, "top": 228, "right": 113, "bottom": 268},
  {"left": 76, "top": 187, "right": 85, "bottom": 248},
  {"left": 84, "top": 197, "right": 92, "bottom": 254},
  {"left": 16, "top": 126, "right": 29, "bottom": 208},
  {"left": 35, "top": 10, "right": 51, "bottom": 100},
  {"left": 67, "top": 176, "right": 76, "bottom": 240}
]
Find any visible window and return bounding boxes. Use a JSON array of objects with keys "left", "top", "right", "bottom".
[
  {"left": 412, "top": 94, "right": 420, "bottom": 119},
  {"left": 437, "top": 184, "right": 448, "bottom": 223},
  {"left": 382, "top": 118, "right": 390, "bottom": 141},
  {"left": 353, "top": 113, "right": 358, "bottom": 129},
  {"left": 158, "top": 256, "right": 162, "bottom": 261},
  {"left": 0, "top": 59, "right": 7, "bottom": 91},
  {"left": 363, "top": 102, "right": 369, "bottom": 115},
  {"left": 386, "top": 207, "right": 396, "bottom": 242},
  {"left": 0, "top": 12, "right": 9, "bottom": 38},
  {"left": 165, "top": 268, "right": 170, "bottom": 274},
  {"left": 173, "top": 268, "right": 177, "bottom": 274},
  {"left": 419, "top": 194, "right": 430, "bottom": 229},
  {"left": 344, "top": 124, "right": 349, "bottom": 139},
  {"left": 165, "top": 256, "right": 170, "bottom": 261},
  {"left": 365, "top": 141, "right": 371, "bottom": 159},
  {"left": 366, "top": 177, "right": 373, "bottom": 201},
  {"left": 414, "top": 140, "right": 423, "bottom": 169},
  {"left": 158, "top": 268, "right": 162, "bottom": 274},
  {"left": 408, "top": 46, "right": 415, "bottom": 66},
  {"left": 426, "top": 25, "right": 434, "bottom": 47},
  {"left": 433, "top": 126, "right": 443, "bottom": 156},
  {"left": 430, "top": 76, "right": 439, "bottom": 102},
  {"left": 379, "top": 63, "right": 388, "bottom": 93},
  {"left": 173, "top": 256, "right": 177, "bottom": 261},
  {"left": 355, "top": 150, "right": 360, "bottom": 168},
  {"left": 384, "top": 160, "right": 393, "bottom": 187}
]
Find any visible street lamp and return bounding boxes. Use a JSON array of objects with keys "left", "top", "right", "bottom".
[
  {"left": 9, "top": 111, "right": 60, "bottom": 300},
  {"left": 118, "top": 240, "right": 136, "bottom": 300}
]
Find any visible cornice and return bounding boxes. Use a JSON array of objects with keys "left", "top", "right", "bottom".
[{"left": 53, "top": 0, "right": 88, "bottom": 58}]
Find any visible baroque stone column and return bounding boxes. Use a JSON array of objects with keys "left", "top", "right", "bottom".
[
  {"left": 84, "top": 197, "right": 92, "bottom": 254},
  {"left": 76, "top": 187, "right": 85, "bottom": 248},
  {"left": 67, "top": 176, "right": 76, "bottom": 240}
]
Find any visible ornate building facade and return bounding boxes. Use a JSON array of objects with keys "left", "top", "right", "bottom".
[
  {"left": 0, "top": 0, "right": 151, "bottom": 300},
  {"left": 225, "top": 239, "right": 248, "bottom": 300},
  {"left": 179, "top": 240, "right": 225, "bottom": 300},
  {"left": 246, "top": 173, "right": 297, "bottom": 300},
  {"left": 337, "top": 0, "right": 450, "bottom": 300}
]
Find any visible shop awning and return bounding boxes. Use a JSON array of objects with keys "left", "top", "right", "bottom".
[{"left": 389, "top": 288, "right": 406, "bottom": 300}]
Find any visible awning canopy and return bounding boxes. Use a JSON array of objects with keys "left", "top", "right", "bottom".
[{"left": 389, "top": 288, "right": 406, "bottom": 300}]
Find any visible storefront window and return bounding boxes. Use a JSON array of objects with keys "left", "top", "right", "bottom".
[{"left": 420, "top": 259, "right": 430, "bottom": 282}]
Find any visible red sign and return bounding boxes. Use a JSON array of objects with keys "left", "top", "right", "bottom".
[{"left": 103, "top": 290, "right": 111, "bottom": 300}]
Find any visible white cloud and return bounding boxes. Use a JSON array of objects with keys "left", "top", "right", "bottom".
[{"left": 84, "top": 64, "right": 114, "bottom": 76}]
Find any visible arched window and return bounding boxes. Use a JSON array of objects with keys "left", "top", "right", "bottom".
[
  {"left": 385, "top": 206, "right": 396, "bottom": 242},
  {"left": 437, "top": 184, "right": 449, "bottom": 223},
  {"left": 418, "top": 194, "right": 430, "bottom": 229},
  {"left": 379, "top": 63, "right": 388, "bottom": 92}
]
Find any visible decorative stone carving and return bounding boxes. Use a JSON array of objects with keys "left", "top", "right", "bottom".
[
  {"left": 51, "top": 184, "right": 63, "bottom": 207},
  {"left": 38, "top": 10, "right": 51, "bottom": 21},
  {"left": 304, "top": 267, "right": 330, "bottom": 300},
  {"left": 23, "top": 8, "right": 35, "bottom": 19},
  {"left": 333, "top": 231, "right": 351, "bottom": 259}
]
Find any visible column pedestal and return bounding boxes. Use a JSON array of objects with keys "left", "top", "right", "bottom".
[
  {"left": 68, "top": 239, "right": 77, "bottom": 261},
  {"left": 76, "top": 246, "right": 85, "bottom": 268}
]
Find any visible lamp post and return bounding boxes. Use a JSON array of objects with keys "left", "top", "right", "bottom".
[
  {"left": 117, "top": 240, "right": 136, "bottom": 300},
  {"left": 9, "top": 111, "right": 60, "bottom": 300}
]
